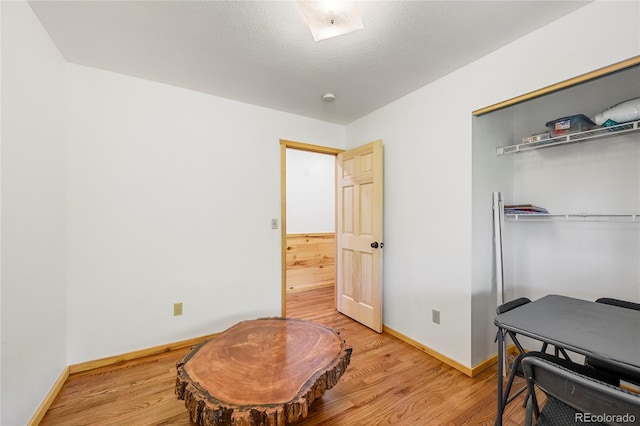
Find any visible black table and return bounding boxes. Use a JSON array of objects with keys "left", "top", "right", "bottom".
[{"left": 494, "top": 294, "right": 640, "bottom": 425}]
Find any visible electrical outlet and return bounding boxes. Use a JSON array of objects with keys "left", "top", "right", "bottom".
[
  {"left": 432, "top": 309, "right": 440, "bottom": 324},
  {"left": 174, "top": 302, "right": 183, "bottom": 316}
]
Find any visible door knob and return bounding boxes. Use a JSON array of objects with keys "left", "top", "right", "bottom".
[{"left": 371, "top": 242, "right": 379, "bottom": 249}]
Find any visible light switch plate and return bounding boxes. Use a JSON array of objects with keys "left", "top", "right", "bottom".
[{"left": 174, "top": 302, "right": 183, "bottom": 316}]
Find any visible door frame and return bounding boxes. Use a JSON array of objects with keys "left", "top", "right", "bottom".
[{"left": 279, "top": 139, "right": 344, "bottom": 316}]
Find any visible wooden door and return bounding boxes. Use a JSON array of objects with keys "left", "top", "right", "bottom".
[{"left": 336, "top": 140, "right": 383, "bottom": 332}]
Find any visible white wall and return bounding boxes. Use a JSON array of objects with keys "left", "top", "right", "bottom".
[
  {"left": 1, "top": 3, "right": 3, "bottom": 421},
  {"left": 1, "top": 2, "right": 68, "bottom": 425},
  {"left": 347, "top": 0, "right": 640, "bottom": 367},
  {"left": 286, "top": 149, "right": 335, "bottom": 234},
  {"left": 347, "top": 67, "right": 476, "bottom": 367},
  {"left": 65, "top": 64, "right": 345, "bottom": 364}
]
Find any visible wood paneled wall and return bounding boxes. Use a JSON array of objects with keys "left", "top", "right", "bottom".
[{"left": 286, "top": 233, "right": 335, "bottom": 293}]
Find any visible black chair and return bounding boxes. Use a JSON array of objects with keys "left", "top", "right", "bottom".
[
  {"left": 595, "top": 297, "right": 640, "bottom": 311},
  {"left": 496, "top": 298, "right": 573, "bottom": 408},
  {"left": 522, "top": 354, "right": 639, "bottom": 426},
  {"left": 584, "top": 298, "right": 640, "bottom": 386}
]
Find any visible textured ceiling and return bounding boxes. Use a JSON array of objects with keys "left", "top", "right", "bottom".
[{"left": 28, "top": 1, "right": 591, "bottom": 124}]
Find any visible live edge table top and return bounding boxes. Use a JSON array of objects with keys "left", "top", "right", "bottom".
[{"left": 176, "top": 317, "right": 352, "bottom": 426}]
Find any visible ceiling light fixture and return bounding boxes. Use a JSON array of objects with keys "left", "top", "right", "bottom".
[{"left": 297, "top": 1, "right": 364, "bottom": 42}]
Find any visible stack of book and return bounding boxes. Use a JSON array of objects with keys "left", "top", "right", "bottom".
[{"left": 504, "top": 204, "right": 548, "bottom": 215}]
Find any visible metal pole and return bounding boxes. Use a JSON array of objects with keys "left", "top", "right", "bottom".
[
  {"left": 493, "top": 191, "right": 508, "bottom": 380},
  {"left": 493, "top": 191, "right": 505, "bottom": 307},
  {"left": 496, "top": 328, "right": 505, "bottom": 426}
]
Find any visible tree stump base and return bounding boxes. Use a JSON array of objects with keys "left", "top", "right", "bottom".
[{"left": 175, "top": 317, "right": 352, "bottom": 426}]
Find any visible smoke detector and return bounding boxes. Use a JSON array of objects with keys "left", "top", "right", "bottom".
[{"left": 323, "top": 93, "right": 336, "bottom": 102}]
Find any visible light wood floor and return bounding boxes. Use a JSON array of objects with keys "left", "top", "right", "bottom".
[{"left": 41, "top": 287, "right": 532, "bottom": 425}]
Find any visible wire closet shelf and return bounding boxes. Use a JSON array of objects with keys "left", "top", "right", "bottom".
[
  {"left": 504, "top": 214, "right": 640, "bottom": 223},
  {"left": 497, "top": 119, "right": 640, "bottom": 155}
]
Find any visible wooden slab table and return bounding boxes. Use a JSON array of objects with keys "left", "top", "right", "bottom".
[{"left": 176, "top": 317, "right": 352, "bottom": 426}]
